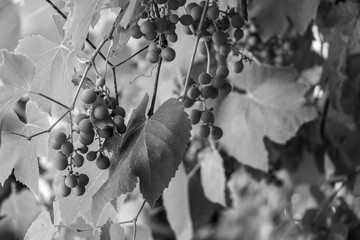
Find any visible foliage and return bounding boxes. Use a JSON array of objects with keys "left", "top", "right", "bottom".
[{"left": 1, "top": 0, "right": 360, "bottom": 240}]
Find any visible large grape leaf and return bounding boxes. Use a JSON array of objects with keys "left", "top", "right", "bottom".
[
  {"left": 63, "top": 0, "right": 103, "bottom": 53},
  {"left": 15, "top": 35, "right": 76, "bottom": 113},
  {"left": 163, "top": 164, "right": 193, "bottom": 240},
  {"left": 0, "top": 101, "right": 50, "bottom": 194},
  {"left": 92, "top": 94, "right": 191, "bottom": 224},
  {"left": 249, "top": 0, "right": 320, "bottom": 41},
  {"left": 199, "top": 148, "right": 226, "bottom": 206},
  {"left": 0, "top": 51, "right": 35, "bottom": 142},
  {"left": 216, "top": 63, "right": 317, "bottom": 172}
]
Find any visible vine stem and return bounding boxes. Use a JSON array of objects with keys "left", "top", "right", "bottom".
[
  {"left": 44, "top": 0, "right": 115, "bottom": 68},
  {"left": 181, "top": 0, "right": 210, "bottom": 100},
  {"left": 148, "top": 57, "right": 163, "bottom": 118},
  {"left": 29, "top": 91, "right": 70, "bottom": 110}
]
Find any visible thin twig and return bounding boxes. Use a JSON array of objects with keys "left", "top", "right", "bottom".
[
  {"left": 181, "top": 0, "right": 210, "bottom": 100},
  {"left": 148, "top": 57, "right": 163, "bottom": 118},
  {"left": 44, "top": 0, "right": 114, "bottom": 67},
  {"left": 112, "top": 45, "right": 149, "bottom": 69},
  {"left": 29, "top": 91, "right": 70, "bottom": 109},
  {"left": 112, "top": 68, "right": 119, "bottom": 103}
]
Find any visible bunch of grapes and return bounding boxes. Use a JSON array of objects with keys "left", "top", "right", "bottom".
[
  {"left": 180, "top": 2, "right": 247, "bottom": 141},
  {"left": 52, "top": 76, "right": 127, "bottom": 197},
  {"left": 240, "top": 22, "right": 296, "bottom": 67},
  {"left": 130, "top": 0, "right": 186, "bottom": 63}
]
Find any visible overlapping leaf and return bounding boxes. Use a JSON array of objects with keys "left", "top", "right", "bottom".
[
  {"left": 0, "top": 101, "right": 50, "bottom": 194},
  {"left": 249, "top": 0, "right": 320, "bottom": 41},
  {"left": 15, "top": 35, "right": 76, "bottom": 113},
  {"left": 100, "top": 220, "right": 125, "bottom": 240},
  {"left": 199, "top": 148, "right": 226, "bottom": 206},
  {"left": 163, "top": 164, "right": 193, "bottom": 240},
  {"left": 92, "top": 94, "right": 191, "bottom": 225},
  {"left": 0, "top": 51, "right": 35, "bottom": 141},
  {"left": 216, "top": 63, "right": 317, "bottom": 171}
]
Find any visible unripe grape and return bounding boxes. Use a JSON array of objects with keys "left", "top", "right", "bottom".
[
  {"left": 93, "top": 104, "right": 109, "bottom": 120},
  {"left": 211, "top": 126, "right": 223, "bottom": 140},
  {"left": 97, "top": 127, "right": 113, "bottom": 139},
  {"left": 183, "top": 26, "right": 194, "bottom": 35},
  {"left": 86, "top": 151, "right": 97, "bottom": 161},
  {"left": 130, "top": 24, "right": 143, "bottom": 39},
  {"left": 154, "top": 18, "right": 168, "bottom": 33},
  {"left": 201, "top": 111, "right": 214, "bottom": 124},
  {"left": 57, "top": 182, "right": 71, "bottom": 197},
  {"left": 168, "top": 0, "right": 179, "bottom": 10},
  {"left": 78, "top": 145, "right": 88, "bottom": 154},
  {"left": 155, "top": 0, "right": 167, "bottom": 4},
  {"left": 198, "top": 72, "right": 212, "bottom": 85},
  {"left": 65, "top": 174, "right": 78, "bottom": 188},
  {"left": 206, "top": 6, "right": 219, "bottom": 20},
  {"left": 54, "top": 152, "right": 68, "bottom": 171},
  {"left": 201, "top": 85, "right": 218, "bottom": 99},
  {"left": 147, "top": 50, "right": 160, "bottom": 63},
  {"left": 187, "top": 85, "right": 200, "bottom": 100},
  {"left": 81, "top": 89, "right": 97, "bottom": 104},
  {"left": 213, "top": 76, "right": 226, "bottom": 88},
  {"left": 231, "top": 14, "right": 245, "bottom": 29},
  {"left": 140, "top": 20, "right": 155, "bottom": 35},
  {"left": 51, "top": 140, "right": 62, "bottom": 150},
  {"left": 113, "top": 115, "right": 125, "bottom": 128},
  {"left": 185, "top": 2, "right": 197, "bottom": 13},
  {"left": 73, "top": 153, "right": 84, "bottom": 168},
  {"left": 113, "top": 106, "right": 126, "bottom": 117},
  {"left": 168, "top": 33, "right": 178, "bottom": 43},
  {"left": 169, "top": 14, "right": 179, "bottom": 24},
  {"left": 212, "top": 30, "right": 227, "bottom": 46},
  {"left": 79, "top": 134, "right": 94, "bottom": 146},
  {"left": 163, "top": 22, "right": 176, "bottom": 35},
  {"left": 178, "top": 0, "right": 186, "bottom": 6},
  {"left": 117, "top": 124, "right": 127, "bottom": 134},
  {"left": 144, "top": 31, "right": 157, "bottom": 41},
  {"left": 215, "top": 52, "right": 227, "bottom": 65},
  {"left": 161, "top": 47, "right": 176, "bottom": 62},
  {"left": 55, "top": 132, "right": 67, "bottom": 143},
  {"left": 219, "top": 82, "right": 232, "bottom": 96},
  {"left": 191, "top": 6, "right": 203, "bottom": 21},
  {"left": 96, "top": 154, "right": 111, "bottom": 170},
  {"left": 61, "top": 141, "right": 74, "bottom": 155},
  {"left": 80, "top": 130, "right": 95, "bottom": 141},
  {"left": 78, "top": 173, "right": 89, "bottom": 186},
  {"left": 233, "top": 28, "right": 244, "bottom": 40},
  {"left": 183, "top": 97, "right": 195, "bottom": 108},
  {"left": 234, "top": 60, "right": 244, "bottom": 73},
  {"left": 75, "top": 114, "right": 88, "bottom": 125},
  {"left": 190, "top": 109, "right": 202, "bottom": 125},
  {"left": 73, "top": 184, "right": 86, "bottom": 196},
  {"left": 78, "top": 118, "right": 93, "bottom": 133},
  {"left": 219, "top": 45, "right": 231, "bottom": 56},
  {"left": 96, "top": 76, "right": 106, "bottom": 87},
  {"left": 148, "top": 42, "right": 158, "bottom": 51},
  {"left": 216, "top": 66, "right": 230, "bottom": 77},
  {"left": 180, "top": 14, "right": 193, "bottom": 26},
  {"left": 198, "top": 124, "right": 210, "bottom": 138}
]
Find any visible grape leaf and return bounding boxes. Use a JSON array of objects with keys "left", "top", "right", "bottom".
[
  {"left": 249, "top": 0, "right": 320, "bottom": 41},
  {"left": 24, "top": 211, "right": 57, "bottom": 240},
  {"left": 163, "top": 164, "right": 193, "bottom": 240},
  {"left": 0, "top": 51, "right": 35, "bottom": 142},
  {"left": 1, "top": 189, "right": 42, "bottom": 239},
  {"left": 63, "top": 0, "right": 102, "bottom": 53},
  {"left": 199, "top": 148, "right": 226, "bottom": 206},
  {"left": 15, "top": 35, "right": 76, "bottom": 113},
  {"left": 0, "top": 101, "right": 50, "bottom": 194},
  {"left": 0, "top": 0, "right": 20, "bottom": 51},
  {"left": 100, "top": 220, "right": 125, "bottom": 240},
  {"left": 217, "top": 63, "right": 317, "bottom": 172},
  {"left": 92, "top": 94, "right": 191, "bottom": 224}
]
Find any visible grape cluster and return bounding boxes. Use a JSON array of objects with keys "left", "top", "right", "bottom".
[
  {"left": 130, "top": 0, "right": 186, "bottom": 63},
  {"left": 181, "top": 3, "right": 247, "bottom": 140},
  {"left": 240, "top": 22, "right": 295, "bottom": 67},
  {"left": 52, "top": 77, "right": 128, "bottom": 197}
]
